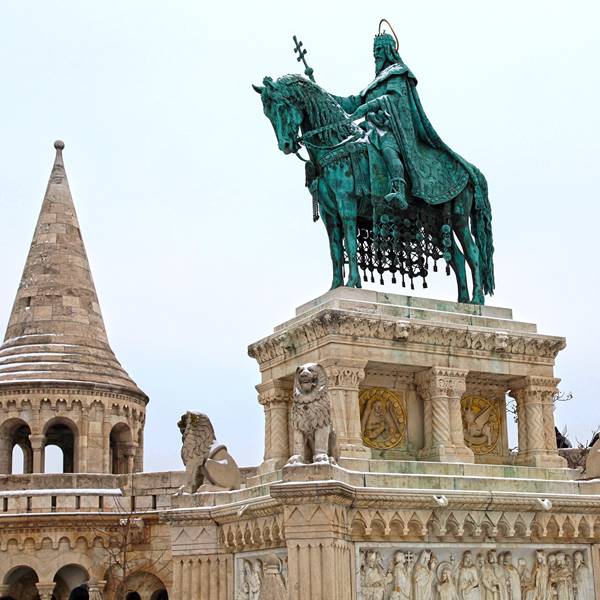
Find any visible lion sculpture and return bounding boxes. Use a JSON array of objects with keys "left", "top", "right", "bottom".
[
  {"left": 176, "top": 411, "right": 241, "bottom": 494},
  {"left": 288, "top": 363, "right": 337, "bottom": 465}
]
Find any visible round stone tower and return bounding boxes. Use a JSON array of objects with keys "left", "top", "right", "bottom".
[{"left": 0, "top": 141, "right": 147, "bottom": 475}]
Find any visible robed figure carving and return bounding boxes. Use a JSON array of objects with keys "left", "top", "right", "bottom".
[{"left": 254, "top": 22, "right": 494, "bottom": 304}]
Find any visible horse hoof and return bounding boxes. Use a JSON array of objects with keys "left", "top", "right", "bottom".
[
  {"left": 345, "top": 279, "right": 362, "bottom": 289},
  {"left": 471, "top": 290, "right": 485, "bottom": 305}
]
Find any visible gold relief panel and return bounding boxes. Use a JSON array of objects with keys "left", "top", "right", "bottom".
[
  {"left": 461, "top": 395, "right": 501, "bottom": 455},
  {"left": 359, "top": 388, "right": 407, "bottom": 449}
]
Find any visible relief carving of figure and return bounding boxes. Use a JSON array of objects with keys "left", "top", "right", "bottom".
[
  {"left": 549, "top": 553, "right": 574, "bottom": 600},
  {"left": 457, "top": 551, "right": 480, "bottom": 600},
  {"left": 573, "top": 551, "right": 591, "bottom": 600},
  {"left": 499, "top": 552, "right": 521, "bottom": 600},
  {"left": 260, "top": 555, "right": 287, "bottom": 600},
  {"left": 361, "top": 551, "right": 390, "bottom": 600},
  {"left": 480, "top": 551, "right": 502, "bottom": 600},
  {"left": 412, "top": 550, "right": 434, "bottom": 600},
  {"left": 437, "top": 563, "right": 460, "bottom": 600},
  {"left": 531, "top": 551, "right": 549, "bottom": 600},
  {"left": 389, "top": 551, "right": 410, "bottom": 600},
  {"left": 176, "top": 411, "right": 241, "bottom": 494},
  {"left": 287, "top": 363, "right": 337, "bottom": 465},
  {"left": 237, "top": 560, "right": 262, "bottom": 600}
]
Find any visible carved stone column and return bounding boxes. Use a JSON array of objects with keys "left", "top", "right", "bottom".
[
  {"left": 258, "top": 380, "right": 292, "bottom": 472},
  {"left": 30, "top": 433, "right": 45, "bottom": 473},
  {"left": 0, "top": 434, "right": 11, "bottom": 474},
  {"left": 509, "top": 376, "right": 566, "bottom": 467},
  {"left": 36, "top": 583, "right": 56, "bottom": 600},
  {"left": 323, "top": 362, "right": 370, "bottom": 458},
  {"left": 87, "top": 579, "right": 106, "bottom": 599},
  {"left": 417, "top": 367, "right": 473, "bottom": 463}
]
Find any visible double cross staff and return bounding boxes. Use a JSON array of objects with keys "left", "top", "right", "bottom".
[{"left": 293, "top": 35, "right": 316, "bottom": 82}]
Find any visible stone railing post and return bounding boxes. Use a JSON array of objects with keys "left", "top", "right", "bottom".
[
  {"left": 258, "top": 380, "right": 292, "bottom": 473},
  {"left": 30, "top": 433, "right": 45, "bottom": 473},
  {"left": 323, "top": 362, "right": 370, "bottom": 459},
  {"left": 509, "top": 376, "right": 566, "bottom": 467},
  {"left": 417, "top": 367, "right": 473, "bottom": 463}
]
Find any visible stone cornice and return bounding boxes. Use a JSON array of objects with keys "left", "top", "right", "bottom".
[{"left": 248, "top": 310, "right": 566, "bottom": 366}]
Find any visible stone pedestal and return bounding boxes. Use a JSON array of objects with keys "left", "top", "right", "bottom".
[{"left": 249, "top": 288, "right": 567, "bottom": 469}]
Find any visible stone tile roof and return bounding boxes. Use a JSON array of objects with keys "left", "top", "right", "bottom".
[{"left": 0, "top": 141, "right": 147, "bottom": 400}]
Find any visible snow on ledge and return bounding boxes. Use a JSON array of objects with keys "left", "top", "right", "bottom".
[{"left": 0, "top": 488, "right": 122, "bottom": 497}]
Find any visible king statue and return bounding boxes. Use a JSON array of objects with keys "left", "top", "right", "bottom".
[{"left": 254, "top": 22, "right": 495, "bottom": 305}]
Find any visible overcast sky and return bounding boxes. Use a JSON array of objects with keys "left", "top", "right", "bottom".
[{"left": 0, "top": 1, "right": 598, "bottom": 471}]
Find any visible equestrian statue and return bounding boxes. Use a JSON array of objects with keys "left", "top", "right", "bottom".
[{"left": 253, "top": 21, "right": 494, "bottom": 305}]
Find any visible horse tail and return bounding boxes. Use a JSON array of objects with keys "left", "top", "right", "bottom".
[{"left": 470, "top": 172, "right": 495, "bottom": 296}]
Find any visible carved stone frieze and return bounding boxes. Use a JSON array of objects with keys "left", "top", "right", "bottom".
[
  {"left": 356, "top": 544, "right": 595, "bottom": 600},
  {"left": 247, "top": 310, "right": 566, "bottom": 365}
]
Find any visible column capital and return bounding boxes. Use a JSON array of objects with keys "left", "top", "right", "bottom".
[
  {"left": 416, "top": 367, "right": 468, "bottom": 398},
  {"left": 509, "top": 375, "right": 560, "bottom": 392},
  {"left": 29, "top": 433, "right": 45, "bottom": 448},
  {"left": 36, "top": 582, "right": 56, "bottom": 600},
  {"left": 257, "top": 380, "right": 292, "bottom": 406},
  {"left": 322, "top": 362, "right": 366, "bottom": 390}
]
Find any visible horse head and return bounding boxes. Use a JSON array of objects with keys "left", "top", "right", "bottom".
[{"left": 253, "top": 76, "right": 304, "bottom": 155}]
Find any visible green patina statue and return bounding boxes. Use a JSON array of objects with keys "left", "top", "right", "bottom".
[{"left": 253, "top": 21, "right": 494, "bottom": 304}]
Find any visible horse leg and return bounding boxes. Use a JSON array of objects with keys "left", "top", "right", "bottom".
[
  {"left": 452, "top": 188, "right": 484, "bottom": 304},
  {"left": 337, "top": 191, "right": 361, "bottom": 288},
  {"left": 450, "top": 237, "right": 470, "bottom": 304},
  {"left": 320, "top": 208, "right": 344, "bottom": 289}
]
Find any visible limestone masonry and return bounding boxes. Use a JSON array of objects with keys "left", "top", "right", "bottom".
[{"left": 1, "top": 144, "right": 599, "bottom": 600}]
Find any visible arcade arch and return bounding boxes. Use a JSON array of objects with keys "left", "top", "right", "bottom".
[
  {"left": 0, "top": 419, "right": 33, "bottom": 475},
  {"left": 2, "top": 565, "right": 39, "bottom": 600},
  {"left": 43, "top": 418, "right": 78, "bottom": 474},
  {"left": 109, "top": 423, "right": 133, "bottom": 474}
]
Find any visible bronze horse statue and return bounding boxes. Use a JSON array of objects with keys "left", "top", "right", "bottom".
[{"left": 253, "top": 74, "right": 494, "bottom": 304}]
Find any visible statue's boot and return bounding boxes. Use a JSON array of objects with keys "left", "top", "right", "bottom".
[{"left": 385, "top": 178, "right": 408, "bottom": 210}]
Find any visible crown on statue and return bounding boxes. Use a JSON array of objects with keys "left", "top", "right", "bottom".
[{"left": 373, "top": 32, "right": 397, "bottom": 52}]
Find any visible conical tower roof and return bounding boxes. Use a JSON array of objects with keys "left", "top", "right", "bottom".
[{"left": 0, "top": 141, "right": 146, "bottom": 400}]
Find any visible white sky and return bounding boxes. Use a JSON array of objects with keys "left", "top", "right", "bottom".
[{"left": 0, "top": 1, "right": 598, "bottom": 471}]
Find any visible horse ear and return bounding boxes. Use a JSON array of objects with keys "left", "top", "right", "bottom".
[
  {"left": 252, "top": 84, "right": 264, "bottom": 94},
  {"left": 263, "top": 76, "right": 275, "bottom": 88}
]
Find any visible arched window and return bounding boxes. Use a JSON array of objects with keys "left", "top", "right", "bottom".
[
  {"left": 110, "top": 423, "right": 133, "bottom": 474},
  {"left": 0, "top": 420, "right": 32, "bottom": 474},
  {"left": 43, "top": 419, "right": 77, "bottom": 473}
]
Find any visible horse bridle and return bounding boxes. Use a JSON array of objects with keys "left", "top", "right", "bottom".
[{"left": 293, "top": 119, "right": 361, "bottom": 162}]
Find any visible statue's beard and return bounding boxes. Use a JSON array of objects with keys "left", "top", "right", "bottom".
[{"left": 375, "top": 58, "right": 386, "bottom": 75}]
